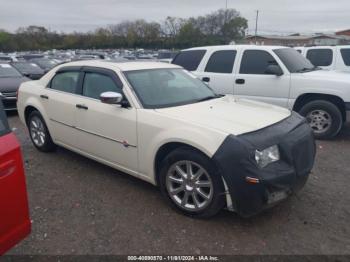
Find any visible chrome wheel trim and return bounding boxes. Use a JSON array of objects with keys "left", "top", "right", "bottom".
[
  {"left": 306, "top": 109, "right": 332, "bottom": 134},
  {"left": 166, "top": 160, "right": 213, "bottom": 212},
  {"left": 30, "top": 116, "right": 46, "bottom": 147}
]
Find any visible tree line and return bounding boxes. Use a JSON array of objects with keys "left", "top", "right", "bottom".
[{"left": 0, "top": 9, "right": 248, "bottom": 52}]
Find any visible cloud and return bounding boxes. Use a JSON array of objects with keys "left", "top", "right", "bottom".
[{"left": 0, "top": 0, "right": 349, "bottom": 33}]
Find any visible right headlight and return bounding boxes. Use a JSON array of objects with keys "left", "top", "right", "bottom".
[{"left": 255, "top": 145, "right": 280, "bottom": 168}]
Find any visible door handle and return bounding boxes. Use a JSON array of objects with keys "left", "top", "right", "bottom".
[
  {"left": 76, "top": 104, "right": 88, "bottom": 110},
  {"left": 235, "top": 79, "right": 245, "bottom": 85},
  {"left": 202, "top": 77, "right": 210, "bottom": 83},
  {"left": 40, "top": 95, "right": 49, "bottom": 99}
]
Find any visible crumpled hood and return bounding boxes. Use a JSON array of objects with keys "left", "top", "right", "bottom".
[
  {"left": 155, "top": 95, "right": 291, "bottom": 135},
  {"left": 0, "top": 77, "right": 29, "bottom": 93}
]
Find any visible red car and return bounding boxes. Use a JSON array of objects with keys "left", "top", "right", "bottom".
[{"left": 0, "top": 98, "right": 31, "bottom": 255}]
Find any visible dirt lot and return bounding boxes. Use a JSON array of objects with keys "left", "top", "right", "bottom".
[{"left": 6, "top": 113, "right": 350, "bottom": 255}]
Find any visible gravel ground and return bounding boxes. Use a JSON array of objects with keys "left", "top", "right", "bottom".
[{"left": 6, "top": 113, "right": 350, "bottom": 255}]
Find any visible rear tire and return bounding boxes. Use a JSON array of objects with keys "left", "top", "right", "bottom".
[
  {"left": 299, "top": 100, "right": 343, "bottom": 139},
  {"left": 27, "top": 110, "right": 56, "bottom": 152},
  {"left": 159, "top": 147, "right": 225, "bottom": 218}
]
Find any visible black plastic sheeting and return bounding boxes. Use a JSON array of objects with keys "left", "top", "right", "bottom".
[{"left": 212, "top": 112, "right": 316, "bottom": 217}]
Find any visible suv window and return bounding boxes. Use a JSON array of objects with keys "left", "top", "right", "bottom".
[
  {"left": 240, "top": 50, "right": 278, "bottom": 74},
  {"left": 306, "top": 49, "right": 333, "bottom": 67},
  {"left": 205, "top": 50, "right": 237, "bottom": 73},
  {"left": 83, "top": 72, "right": 121, "bottom": 100},
  {"left": 172, "top": 50, "right": 206, "bottom": 71},
  {"left": 51, "top": 71, "right": 80, "bottom": 93},
  {"left": 340, "top": 49, "right": 350, "bottom": 66},
  {"left": 0, "top": 100, "right": 10, "bottom": 137}
]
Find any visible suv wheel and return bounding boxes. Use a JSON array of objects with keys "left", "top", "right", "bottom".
[
  {"left": 159, "top": 147, "right": 225, "bottom": 218},
  {"left": 299, "top": 100, "right": 343, "bottom": 139},
  {"left": 27, "top": 111, "right": 56, "bottom": 152}
]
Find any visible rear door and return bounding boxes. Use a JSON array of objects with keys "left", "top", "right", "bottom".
[
  {"left": 0, "top": 100, "right": 31, "bottom": 255},
  {"left": 41, "top": 67, "right": 83, "bottom": 148},
  {"left": 233, "top": 49, "right": 291, "bottom": 107},
  {"left": 195, "top": 49, "right": 237, "bottom": 95}
]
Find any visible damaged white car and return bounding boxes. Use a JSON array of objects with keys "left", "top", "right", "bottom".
[{"left": 17, "top": 61, "right": 316, "bottom": 217}]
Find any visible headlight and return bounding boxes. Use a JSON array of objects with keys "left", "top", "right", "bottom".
[{"left": 255, "top": 145, "right": 280, "bottom": 168}]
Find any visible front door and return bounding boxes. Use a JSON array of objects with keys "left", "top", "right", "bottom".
[
  {"left": 75, "top": 68, "right": 138, "bottom": 173},
  {"left": 233, "top": 50, "right": 291, "bottom": 108},
  {"left": 195, "top": 49, "right": 237, "bottom": 95}
]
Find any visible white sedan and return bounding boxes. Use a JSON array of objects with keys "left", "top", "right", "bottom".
[{"left": 17, "top": 61, "right": 316, "bottom": 217}]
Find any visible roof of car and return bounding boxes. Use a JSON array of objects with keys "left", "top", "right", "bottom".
[
  {"left": 182, "top": 45, "right": 287, "bottom": 51},
  {"left": 55, "top": 60, "right": 181, "bottom": 72}
]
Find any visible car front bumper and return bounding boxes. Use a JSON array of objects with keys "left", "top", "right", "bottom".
[{"left": 212, "top": 112, "right": 316, "bottom": 217}]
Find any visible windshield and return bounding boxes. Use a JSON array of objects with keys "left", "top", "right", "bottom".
[
  {"left": 12, "top": 62, "right": 42, "bottom": 73},
  {"left": 274, "top": 48, "right": 316, "bottom": 73},
  {"left": 124, "top": 68, "right": 218, "bottom": 109},
  {"left": 0, "top": 64, "right": 22, "bottom": 77}
]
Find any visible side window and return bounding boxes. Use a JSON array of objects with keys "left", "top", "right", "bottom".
[
  {"left": 82, "top": 72, "right": 121, "bottom": 100},
  {"left": 306, "top": 49, "right": 333, "bottom": 67},
  {"left": 340, "top": 49, "right": 350, "bottom": 66},
  {"left": 240, "top": 50, "right": 278, "bottom": 74},
  {"left": 51, "top": 71, "right": 80, "bottom": 93},
  {"left": 0, "top": 100, "right": 10, "bottom": 137},
  {"left": 172, "top": 50, "right": 206, "bottom": 71},
  {"left": 205, "top": 50, "right": 237, "bottom": 73}
]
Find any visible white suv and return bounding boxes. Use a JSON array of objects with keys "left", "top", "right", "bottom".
[
  {"left": 17, "top": 61, "right": 315, "bottom": 218},
  {"left": 295, "top": 45, "right": 350, "bottom": 72},
  {"left": 172, "top": 45, "right": 350, "bottom": 139}
]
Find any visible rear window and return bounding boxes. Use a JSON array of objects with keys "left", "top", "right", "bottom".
[
  {"left": 172, "top": 50, "right": 206, "bottom": 71},
  {"left": 306, "top": 49, "right": 333, "bottom": 67},
  {"left": 205, "top": 50, "right": 237, "bottom": 73},
  {"left": 340, "top": 49, "right": 350, "bottom": 66},
  {"left": 0, "top": 100, "right": 10, "bottom": 136}
]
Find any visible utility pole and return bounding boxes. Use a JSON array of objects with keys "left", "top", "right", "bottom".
[{"left": 255, "top": 10, "right": 259, "bottom": 45}]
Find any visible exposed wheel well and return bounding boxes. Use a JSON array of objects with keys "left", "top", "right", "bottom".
[
  {"left": 293, "top": 93, "right": 346, "bottom": 121},
  {"left": 24, "top": 106, "right": 39, "bottom": 126},
  {"left": 154, "top": 142, "right": 209, "bottom": 186}
]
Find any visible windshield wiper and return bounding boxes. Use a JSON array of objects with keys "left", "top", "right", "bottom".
[{"left": 196, "top": 94, "right": 223, "bottom": 103}]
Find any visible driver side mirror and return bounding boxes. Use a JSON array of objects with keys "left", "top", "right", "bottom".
[
  {"left": 265, "top": 65, "right": 283, "bottom": 76},
  {"left": 100, "top": 92, "right": 123, "bottom": 104}
]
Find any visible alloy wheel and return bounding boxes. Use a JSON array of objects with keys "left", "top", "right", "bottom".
[
  {"left": 166, "top": 160, "right": 213, "bottom": 212},
  {"left": 29, "top": 116, "right": 46, "bottom": 147}
]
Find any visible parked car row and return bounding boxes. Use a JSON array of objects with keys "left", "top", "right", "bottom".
[
  {"left": 5, "top": 43, "right": 349, "bottom": 253},
  {"left": 172, "top": 45, "right": 350, "bottom": 139}
]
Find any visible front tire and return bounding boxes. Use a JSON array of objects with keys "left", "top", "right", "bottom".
[
  {"left": 27, "top": 111, "right": 56, "bottom": 152},
  {"left": 159, "top": 147, "right": 225, "bottom": 218},
  {"left": 299, "top": 100, "right": 343, "bottom": 139}
]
